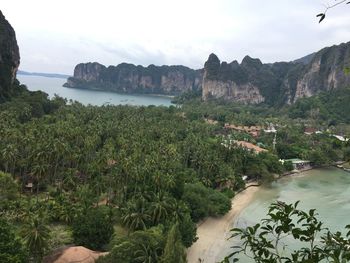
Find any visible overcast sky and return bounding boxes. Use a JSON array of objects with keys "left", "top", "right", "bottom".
[{"left": 2, "top": 0, "right": 350, "bottom": 74}]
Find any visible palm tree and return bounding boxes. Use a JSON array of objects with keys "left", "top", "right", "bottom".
[
  {"left": 21, "top": 215, "right": 50, "bottom": 262},
  {"left": 161, "top": 223, "right": 186, "bottom": 263},
  {"left": 149, "top": 192, "right": 173, "bottom": 224},
  {"left": 31, "top": 162, "right": 49, "bottom": 202},
  {"left": 121, "top": 198, "right": 151, "bottom": 232},
  {"left": 134, "top": 243, "right": 162, "bottom": 263},
  {"left": 1, "top": 144, "right": 18, "bottom": 174}
]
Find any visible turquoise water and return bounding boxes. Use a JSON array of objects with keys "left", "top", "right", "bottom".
[
  {"left": 217, "top": 168, "right": 350, "bottom": 262},
  {"left": 17, "top": 75, "right": 173, "bottom": 106}
]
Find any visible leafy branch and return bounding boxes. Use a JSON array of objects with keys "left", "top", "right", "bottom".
[
  {"left": 223, "top": 201, "right": 350, "bottom": 262},
  {"left": 317, "top": 0, "right": 350, "bottom": 23}
]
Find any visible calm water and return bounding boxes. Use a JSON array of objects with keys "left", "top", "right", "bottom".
[
  {"left": 217, "top": 168, "right": 350, "bottom": 262},
  {"left": 17, "top": 75, "right": 173, "bottom": 106}
]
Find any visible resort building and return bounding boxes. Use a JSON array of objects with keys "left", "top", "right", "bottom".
[
  {"left": 224, "top": 124, "right": 262, "bottom": 137},
  {"left": 282, "top": 158, "right": 311, "bottom": 171},
  {"left": 232, "top": 140, "right": 268, "bottom": 154}
]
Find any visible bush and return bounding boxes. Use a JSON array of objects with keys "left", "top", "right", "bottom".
[
  {"left": 178, "top": 213, "right": 197, "bottom": 247},
  {"left": 0, "top": 218, "right": 27, "bottom": 263},
  {"left": 208, "top": 191, "right": 231, "bottom": 216},
  {"left": 221, "top": 188, "right": 235, "bottom": 199},
  {"left": 182, "top": 183, "right": 231, "bottom": 222},
  {"left": 72, "top": 207, "right": 114, "bottom": 250},
  {"left": 0, "top": 172, "right": 19, "bottom": 201},
  {"left": 97, "top": 226, "right": 164, "bottom": 263},
  {"left": 283, "top": 160, "right": 294, "bottom": 171}
]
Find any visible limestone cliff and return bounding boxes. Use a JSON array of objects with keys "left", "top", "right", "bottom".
[
  {"left": 0, "top": 10, "right": 20, "bottom": 102},
  {"left": 202, "top": 41, "right": 350, "bottom": 105},
  {"left": 202, "top": 54, "right": 265, "bottom": 103},
  {"left": 64, "top": 62, "right": 203, "bottom": 96},
  {"left": 66, "top": 41, "right": 350, "bottom": 104},
  {"left": 291, "top": 43, "right": 350, "bottom": 102}
]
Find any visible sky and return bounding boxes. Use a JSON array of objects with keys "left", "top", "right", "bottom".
[{"left": 2, "top": 0, "right": 350, "bottom": 74}]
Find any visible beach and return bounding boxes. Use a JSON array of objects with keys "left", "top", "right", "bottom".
[{"left": 186, "top": 185, "right": 260, "bottom": 263}]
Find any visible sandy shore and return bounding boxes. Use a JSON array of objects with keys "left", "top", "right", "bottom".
[{"left": 186, "top": 185, "right": 260, "bottom": 263}]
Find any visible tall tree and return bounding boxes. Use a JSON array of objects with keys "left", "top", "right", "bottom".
[
  {"left": 72, "top": 207, "right": 114, "bottom": 250},
  {"left": 21, "top": 215, "right": 50, "bottom": 262},
  {"left": 0, "top": 171, "right": 19, "bottom": 201},
  {"left": 161, "top": 223, "right": 186, "bottom": 263}
]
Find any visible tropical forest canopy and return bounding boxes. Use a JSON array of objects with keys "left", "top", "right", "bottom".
[{"left": 1, "top": 79, "right": 350, "bottom": 262}]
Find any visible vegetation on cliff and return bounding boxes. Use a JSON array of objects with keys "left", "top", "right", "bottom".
[
  {"left": 0, "top": 10, "right": 21, "bottom": 102},
  {"left": 65, "top": 62, "right": 202, "bottom": 96},
  {"left": 202, "top": 41, "right": 350, "bottom": 105}
]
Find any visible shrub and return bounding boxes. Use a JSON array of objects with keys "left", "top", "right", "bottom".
[
  {"left": 72, "top": 207, "right": 114, "bottom": 250},
  {"left": 0, "top": 218, "right": 27, "bottom": 263}
]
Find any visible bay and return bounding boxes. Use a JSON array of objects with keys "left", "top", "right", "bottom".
[
  {"left": 217, "top": 168, "right": 350, "bottom": 262},
  {"left": 17, "top": 75, "right": 173, "bottom": 106}
]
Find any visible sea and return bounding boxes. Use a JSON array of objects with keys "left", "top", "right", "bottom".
[
  {"left": 217, "top": 168, "right": 350, "bottom": 262},
  {"left": 17, "top": 75, "right": 173, "bottom": 107}
]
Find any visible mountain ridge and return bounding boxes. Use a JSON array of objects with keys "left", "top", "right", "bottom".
[
  {"left": 65, "top": 41, "right": 350, "bottom": 105},
  {"left": 203, "top": 41, "right": 350, "bottom": 105},
  {"left": 64, "top": 62, "right": 203, "bottom": 96}
]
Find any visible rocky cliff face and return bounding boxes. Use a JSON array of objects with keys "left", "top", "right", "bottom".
[
  {"left": 202, "top": 54, "right": 265, "bottom": 103},
  {"left": 0, "top": 10, "right": 20, "bottom": 101},
  {"left": 202, "top": 42, "right": 350, "bottom": 105},
  {"left": 66, "top": 41, "right": 350, "bottom": 104},
  {"left": 64, "top": 62, "right": 203, "bottom": 96},
  {"left": 291, "top": 43, "right": 350, "bottom": 102}
]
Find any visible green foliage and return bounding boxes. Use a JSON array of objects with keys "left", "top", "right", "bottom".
[
  {"left": 0, "top": 10, "right": 21, "bottom": 102},
  {"left": 289, "top": 87, "right": 350, "bottom": 123},
  {"left": 283, "top": 160, "right": 294, "bottom": 171},
  {"left": 183, "top": 183, "right": 231, "bottom": 222},
  {"left": 178, "top": 213, "right": 198, "bottom": 247},
  {"left": 2, "top": 78, "right": 348, "bottom": 261},
  {"left": 97, "top": 226, "right": 164, "bottom": 263},
  {"left": 204, "top": 53, "right": 221, "bottom": 80},
  {"left": 344, "top": 147, "right": 350, "bottom": 162},
  {"left": 161, "top": 223, "right": 186, "bottom": 263},
  {"left": 72, "top": 207, "right": 114, "bottom": 250},
  {"left": 309, "top": 149, "right": 330, "bottom": 166},
  {"left": 224, "top": 201, "right": 350, "bottom": 262},
  {"left": 47, "top": 224, "right": 73, "bottom": 251},
  {"left": 172, "top": 89, "right": 202, "bottom": 104},
  {"left": 0, "top": 218, "right": 27, "bottom": 263},
  {"left": 0, "top": 171, "right": 19, "bottom": 201},
  {"left": 0, "top": 89, "right": 64, "bottom": 122},
  {"left": 221, "top": 188, "right": 235, "bottom": 199},
  {"left": 121, "top": 198, "right": 151, "bottom": 232},
  {"left": 317, "top": 1, "right": 349, "bottom": 23},
  {"left": 21, "top": 215, "right": 50, "bottom": 262}
]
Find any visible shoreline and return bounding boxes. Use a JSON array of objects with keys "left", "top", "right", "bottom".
[
  {"left": 62, "top": 85, "right": 176, "bottom": 99},
  {"left": 185, "top": 167, "right": 321, "bottom": 263},
  {"left": 186, "top": 184, "right": 260, "bottom": 263}
]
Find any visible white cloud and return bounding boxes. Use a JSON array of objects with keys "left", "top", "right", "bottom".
[{"left": 1, "top": 0, "right": 350, "bottom": 74}]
